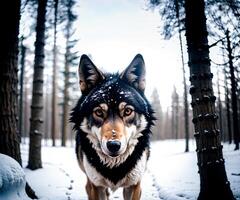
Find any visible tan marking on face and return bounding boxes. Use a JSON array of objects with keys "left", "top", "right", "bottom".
[
  {"left": 119, "top": 102, "right": 127, "bottom": 111},
  {"left": 101, "top": 119, "right": 126, "bottom": 141}
]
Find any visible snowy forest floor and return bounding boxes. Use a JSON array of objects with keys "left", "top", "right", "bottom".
[{"left": 21, "top": 139, "right": 240, "bottom": 200}]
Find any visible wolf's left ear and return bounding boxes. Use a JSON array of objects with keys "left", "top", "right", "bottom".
[
  {"left": 120, "top": 54, "right": 146, "bottom": 92},
  {"left": 78, "top": 54, "right": 105, "bottom": 94}
]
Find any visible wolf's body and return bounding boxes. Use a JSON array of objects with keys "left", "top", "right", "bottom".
[{"left": 71, "top": 54, "right": 154, "bottom": 200}]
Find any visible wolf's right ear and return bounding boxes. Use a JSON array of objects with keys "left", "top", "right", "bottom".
[
  {"left": 120, "top": 54, "right": 146, "bottom": 92},
  {"left": 78, "top": 54, "right": 105, "bottom": 94}
]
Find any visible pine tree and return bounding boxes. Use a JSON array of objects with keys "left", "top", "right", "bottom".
[
  {"left": 27, "top": 0, "right": 48, "bottom": 170},
  {"left": 0, "top": 1, "right": 37, "bottom": 198},
  {"left": 19, "top": 37, "right": 26, "bottom": 141},
  {"left": 0, "top": 0, "right": 22, "bottom": 166},
  {"left": 185, "top": 0, "right": 235, "bottom": 198},
  {"left": 171, "top": 86, "right": 179, "bottom": 139},
  {"left": 149, "top": 0, "right": 236, "bottom": 198},
  {"left": 61, "top": 0, "right": 77, "bottom": 146},
  {"left": 51, "top": 0, "right": 59, "bottom": 147},
  {"left": 226, "top": 30, "right": 239, "bottom": 150},
  {"left": 151, "top": 88, "right": 163, "bottom": 140}
]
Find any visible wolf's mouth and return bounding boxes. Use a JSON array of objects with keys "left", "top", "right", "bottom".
[{"left": 109, "top": 152, "right": 120, "bottom": 158}]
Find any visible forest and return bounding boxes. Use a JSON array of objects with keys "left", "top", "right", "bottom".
[{"left": 0, "top": 0, "right": 240, "bottom": 199}]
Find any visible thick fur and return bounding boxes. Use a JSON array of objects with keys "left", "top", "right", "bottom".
[{"left": 70, "top": 54, "right": 155, "bottom": 200}]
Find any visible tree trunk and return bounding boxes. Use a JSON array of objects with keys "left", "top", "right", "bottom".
[
  {"left": 0, "top": 0, "right": 21, "bottom": 165},
  {"left": 51, "top": 0, "right": 59, "bottom": 147},
  {"left": 62, "top": 5, "right": 73, "bottom": 147},
  {"left": 226, "top": 30, "right": 239, "bottom": 150},
  {"left": 184, "top": 0, "right": 235, "bottom": 199},
  {"left": 24, "top": 81, "right": 29, "bottom": 144},
  {"left": 19, "top": 37, "right": 26, "bottom": 142},
  {"left": 217, "top": 70, "right": 223, "bottom": 141},
  {"left": 183, "top": 66, "right": 189, "bottom": 151},
  {"left": 62, "top": 49, "right": 70, "bottom": 147},
  {"left": 45, "top": 75, "right": 50, "bottom": 145},
  {"left": 174, "top": 0, "right": 189, "bottom": 151},
  {"left": 0, "top": 1, "right": 38, "bottom": 198},
  {"left": 175, "top": 93, "right": 179, "bottom": 139},
  {"left": 224, "top": 68, "right": 232, "bottom": 144},
  {"left": 27, "top": 0, "right": 47, "bottom": 170},
  {"left": 171, "top": 101, "right": 175, "bottom": 139}
]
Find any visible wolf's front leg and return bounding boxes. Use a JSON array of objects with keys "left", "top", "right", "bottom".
[
  {"left": 86, "top": 179, "right": 109, "bottom": 200},
  {"left": 123, "top": 182, "right": 141, "bottom": 200},
  {"left": 96, "top": 186, "right": 109, "bottom": 200}
]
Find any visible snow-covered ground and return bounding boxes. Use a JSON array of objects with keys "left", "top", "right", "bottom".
[
  {"left": 0, "top": 154, "right": 29, "bottom": 200},
  {"left": 18, "top": 139, "right": 240, "bottom": 200}
]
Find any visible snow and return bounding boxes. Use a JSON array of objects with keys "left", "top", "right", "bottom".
[
  {"left": 1, "top": 139, "right": 238, "bottom": 200},
  {"left": 148, "top": 140, "right": 240, "bottom": 200},
  {"left": 0, "top": 153, "right": 30, "bottom": 200}
]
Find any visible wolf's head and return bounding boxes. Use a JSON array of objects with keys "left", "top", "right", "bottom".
[{"left": 71, "top": 54, "right": 154, "bottom": 166}]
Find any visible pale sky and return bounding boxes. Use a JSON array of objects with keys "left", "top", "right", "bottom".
[{"left": 74, "top": 0, "right": 186, "bottom": 110}]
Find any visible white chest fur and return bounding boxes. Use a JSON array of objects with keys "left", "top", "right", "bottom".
[{"left": 82, "top": 151, "right": 147, "bottom": 191}]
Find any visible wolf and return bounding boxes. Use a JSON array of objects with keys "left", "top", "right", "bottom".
[{"left": 70, "top": 54, "right": 155, "bottom": 200}]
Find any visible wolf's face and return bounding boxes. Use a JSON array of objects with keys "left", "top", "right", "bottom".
[
  {"left": 82, "top": 101, "right": 148, "bottom": 158},
  {"left": 73, "top": 54, "right": 153, "bottom": 162}
]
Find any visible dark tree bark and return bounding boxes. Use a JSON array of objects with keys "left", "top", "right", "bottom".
[
  {"left": 0, "top": 0, "right": 22, "bottom": 165},
  {"left": 185, "top": 0, "right": 235, "bottom": 199},
  {"left": 27, "top": 0, "right": 48, "bottom": 170},
  {"left": 51, "top": 0, "right": 59, "bottom": 147},
  {"left": 0, "top": 1, "right": 38, "bottom": 198}
]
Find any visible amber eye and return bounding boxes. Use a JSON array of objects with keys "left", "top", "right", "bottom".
[
  {"left": 94, "top": 108, "right": 104, "bottom": 118},
  {"left": 124, "top": 107, "right": 133, "bottom": 117}
]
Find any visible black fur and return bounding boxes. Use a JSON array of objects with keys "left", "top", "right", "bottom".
[{"left": 71, "top": 67, "right": 155, "bottom": 185}]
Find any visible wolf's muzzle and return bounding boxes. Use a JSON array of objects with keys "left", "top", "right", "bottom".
[{"left": 107, "top": 140, "right": 121, "bottom": 156}]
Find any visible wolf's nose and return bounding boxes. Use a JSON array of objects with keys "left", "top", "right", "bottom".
[{"left": 107, "top": 140, "right": 121, "bottom": 154}]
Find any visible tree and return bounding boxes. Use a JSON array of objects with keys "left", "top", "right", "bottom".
[
  {"left": 226, "top": 30, "right": 239, "bottom": 150},
  {"left": 51, "top": 0, "right": 59, "bottom": 147},
  {"left": 19, "top": 36, "right": 26, "bottom": 141},
  {"left": 216, "top": 69, "right": 223, "bottom": 141},
  {"left": 45, "top": 74, "right": 51, "bottom": 145},
  {"left": 151, "top": 88, "right": 163, "bottom": 140},
  {"left": 207, "top": 2, "right": 240, "bottom": 149},
  {"left": 174, "top": 0, "right": 189, "bottom": 150},
  {"left": 224, "top": 67, "right": 233, "bottom": 144},
  {"left": 149, "top": 0, "right": 236, "bottom": 198},
  {"left": 171, "top": 86, "right": 179, "bottom": 139},
  {"left": 0, "top": 1, "right": 37, "bottom": 198},
  {"left": 184, "top": 0, "right": 235, "bottom": 199},
  {"left": 0, "top": 0, "right": 22, "bottom": 166},
  {"left": 27, "top": 0, "right": 48, "bottom": 170},
  {"left": 163, "top": 107, "right": 172, "bottom": 139},
  {"left": 61, "top": 0, "right": 77, "bottom": 146}
]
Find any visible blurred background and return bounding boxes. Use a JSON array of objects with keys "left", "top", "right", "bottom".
[{"left": 19, "top": 0, "right": 240, "bottom": 147}]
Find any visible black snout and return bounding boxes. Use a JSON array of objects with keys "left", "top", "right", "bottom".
[{"left": 107, "top": 140, "right": 121, "bottom": 155}]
